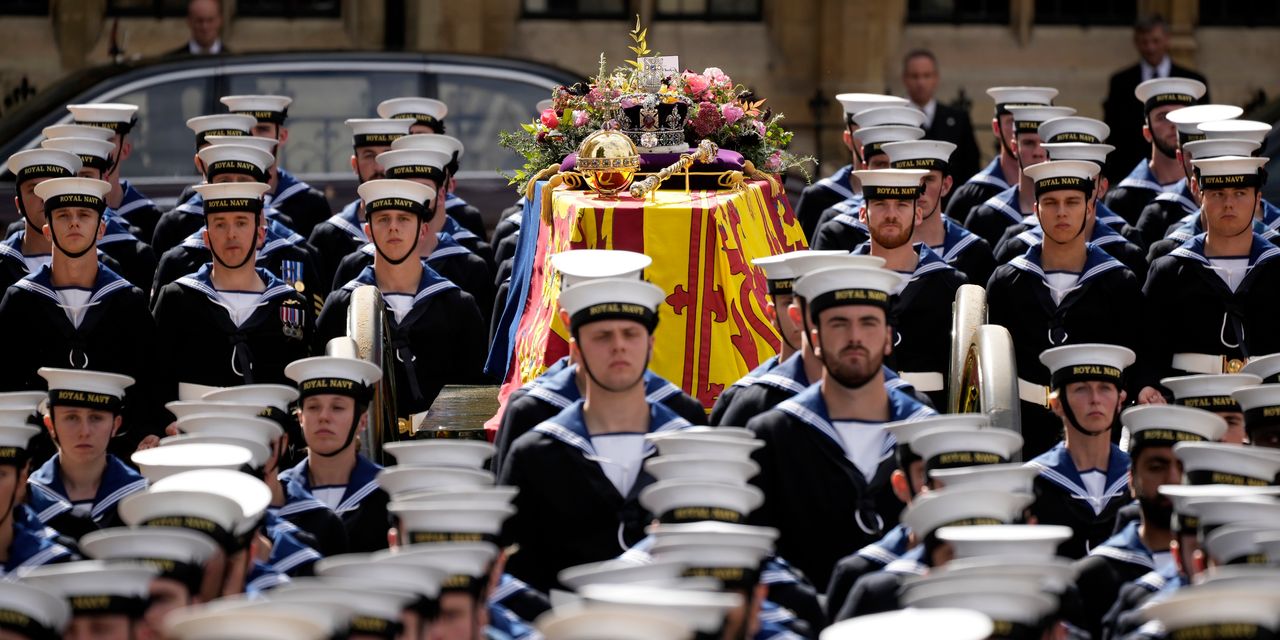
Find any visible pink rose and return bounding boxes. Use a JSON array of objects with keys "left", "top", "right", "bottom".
[
  {"left": 764, "top": 150, "right": 783, "bottom": 172},
  {"left": 683, "top": 71, "right": 710, "bottom": 97},
  {"left": 573, "top": 110, "right": 589, "bottom": 127},
  {"left": 703, "top": 67, "right": 731, "bottom": 89},
  {"left": 540, "top": 108, "right": 559, "bottom": 129},
  {"left": 720, "top": 103, "right": 744, "bottom": 125},
  {"left": 754, "top": 120, "right": 767, "bottom": 137}
]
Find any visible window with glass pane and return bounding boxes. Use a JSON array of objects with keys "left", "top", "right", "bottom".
[
  {"left": 111, "top": 77, "right": 210, "bottom": 179},
  {"left": 237, "top": 0, "right": 341, "bottom": 18},
  {"left": 1035, "top": 0, "right": 1134, "bottom": 25},
  {"left": 907, "top": 0, "right": 1010, "bottom": 23},
  {"left": 655, "top": 0, "right": 761, "bottom": 19},
  {"left": 225, "top": 71, "right": 420, "bottom": 175},
  {"left": 106, "top": 0, "right": 186, "bottom": 17},
  {"left": 435, "top": 73, "right": 556, "bottom": 175},
  {"left": 522, "top": 0, "right": 627, "bottom": 19},
  {"left": 1199, "top": 0, "right": 1280, "bottom": 26},
  {"left": 1, "top": 0, "right": 48, "bottom": 15}
]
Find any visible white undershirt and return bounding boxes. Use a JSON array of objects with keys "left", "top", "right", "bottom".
[
  {"left": 55, "top": 288, "right": 93, "bottom": 328},
  {"left": 215, "top": 290, "right": 263, "bottom": 327},
  {"left": 312, "top": 486, "right": 345, "bottom": 511},
  {"left": 70, "top": 500, "right": 93, "bottom": 518},
  {"left": 1080, "top": 469, "right": 1107, "bottom": 508},
  {"left": 891, "top": 270, "right": 911, "bottom": 295},
  {"left": 1152, "top": 550, "right": 1174, "bottom": 576},
  {"left": 1208, "top": 257, "right": 1249, "bottom": 292},
  {"left": 1140, "top": 56, "right": 1172, "bottom": 82},
  {"left": 831, "top": 420, "right": 888, "bottom": 481},
  {"left": 22, "top": 254, "right": 50, "bottom": 274},
  {"left": 590, "top": 433, "right": 648, "bottom": 496},
  {"left": 384, "top": 293, "right": 414, "bottom": 323},
  {"left": 1045, "top": 271, "right": 1080, "bottom": 305}
]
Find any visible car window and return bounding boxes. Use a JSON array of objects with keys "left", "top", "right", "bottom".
[
  {"left": 225, "top": 71, "right": 421, "bottom": 175},
  {"left": 114, "top": 75, "right": 210, "bottom": 179},
  {"left": 435, "top": 72, "right": 551, "bottom": 176}
]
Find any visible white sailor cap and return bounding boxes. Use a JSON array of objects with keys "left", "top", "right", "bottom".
[
  {"left": 781, "top": 251, "right": 886, "bottom": 279},
  {"left": 386, "top": 501, "right": 513, "bottom": 544},
  {"left": 383, "top": 486, "right": 517, "bottom": 509},
  {"left": 929, "top": 462, "right": 1041, "bottom": 493},
  {"left": 1182, "top": 138, "right": 1262, "bottom": 161},
  {"left": 192, "top": 182, "right": 271, "bottom": 216},
  {"left": 356, "top": 178, "right": 436, "bottom": 219},
  {"left": 1185, "top": 498, "right": 1280, "bottom": 533},
  {"left": 376, "top": 465, "right": 494, "bottom": 497},
  {"left": 284, "top": 354, "right": 381, "bottom": 401},
  {"left": 558, "top": 558, "right": 691, "bottom": 591},
  {"left": 1038, "top": 116, "right": 1111, "bottom": 144},
  {"left": 40, "top": 137, "right": 115, "bottom": 172},
  {"left": 0, "top": 423, "right": 39, "bottom": 465},
  {"left": 1134, "top": 77, "right": 1207, "bottom": 112},
  {"left": 32, "top": 177, "right": 111, "bottom": 214},
  {"left": 151, "top": 469, "right": 273, "bottom": 535},
  {"left": 376, "top": 541, "right": 498, "bottom": 583},
  {"left": 639, "top": 480, "right": 764, "bottom": 525},
  {"left": 537, "top": 606, "right": 696, "bottom": 640},
  {"left": 159, "top": 433, "right": 271, "bottom": 470},
  {"left": 835, "top": 93, "right": 909, "bottom": 118},
  {"left": 936, "top": 524, "right": 1072, "bottom": 560},
  {"left": 751, "top": 251, "right": 821, "bottom": 295},
  {"left": 901, "top": 487, "right": 1034, "bottom": 538},
  {"left": 344, "top": 118, "right": 412, "bottom": 148},
  {"left": 185, "top": 114, "right": 256, "bottom": 146},
  {"left": 1160, "top": 484, "right": 1280, "bottom": 532},
  {"left": 1165, "top": 104, "right": 1243, "bottom": 142},
  {"left": 178, "top": 382, "right": 222, "bottom": 401},
  {"left": 644, "top": 454, "right": 760, "bottom": 484},
  {"left": 852, "top": 125, "right": 926, "bottom": 158},
  {"left": 202, "top": 383, "right": 299, "bottom": 412},
  {"left": 1244, "top": 354, "right": 1280, "bottom": 384},
  {"left": 901, "top": 578, "right": 1058, "bottom": 626},
  {"left": 851, "top": 168, "right": 928, "bottom": 200},
  {"left": 793, "top": 265, "right": 903, "bottom": 319},
  {"left": 131, "top": 442, "right": 254, "bottom": 482},
  {"left": 645, "top": 431, "right": 763, "bottom": 459},
  {"left": 390, "top": 133, "right": 466, "bottom": 163},
  {"left": 1038, "top": 343, "right": 1134, "bottom": 390},
  {"left": 0, "top": 581, "right": 70, "bottom": 638},
  {"left": 1199, "top": 119, "right": 1273, "bottom": 144},
  {"left": 1041, "top": 143, "right": 1115, "bottom": 167},
  {"left": 1199, "top": 565, "right": 1280, "bottom": 591},
  {"left": 66, "top": 103, "right": 138, "bottom": 134},
  {"left": 576, "top": 584, "right": 743, "bottom": 633},
  {"left": 118, "top": 488, "right": 243, "bottom": 543},
  {"left": 220, "top": 95, "right": 292, "bottom": 124},
  {"left": 6, "top": 148, "right": 81, "bottom": 183},
  {"left": 164, "top": 400, "right": 264, "bottom": 421},
  {"left": 648, "top": 521, "right": 779, "bottom": 550},
  {"left": 1142, "top": 586, "right": 1280, "bottom": 635},
  {"left": 38, "top": 367, "right": 133, "bottom": 412},
  {"left": 1122, "top": 405, "right": 1228, "bottom": 453},
  {"left": 1174, "top": 441, "right": 1280, "bottom": 486},
  {"left": 377, "top": 97, "right": 448, "bottom": 130},
  {"left": 820, "top": 607, "right": 994, "bottom": 640},
  {"left": 986, "top": 86, "right": 1058, "bottom": 112},
  {"left": 1191, "top": 155, "right": 1268, "bottom": 191},
  {"left": 883, "top": 140, "right": 958, "bottom": 173},
  {"left": 196, "top": 143, "right": 273, "bottom": 182},
  {"left": 80, "top": 526, "right": 219, "bottom": 572},
  {"left": 269, "top": 579, "right": 415, "bottom": 637},
  {"left": 164, "top": 601, "right": 334, "bottom": 640},
  {"left": 174, "top": 415, "right": 283, "bottom": 449},
  {"left": 23, "top": 561, "right": 156, "bottom": 618},
  {"left": 0, "top": 391, "right": 47, "bottom": 411},
  {"left": 1204, "top": 524, "right": 1272, "bottom": 565},
  {"left": 909, "top": 427, "right": 1023, "bottom": 472},
  {"left": 550, "top": 249, "right": 653, "bottom": 289},
  {"left": 204, "top": 135, "right": 278, "bottom": 157},
  {"left": 382, "top": 440, "right": 495, "bottom": 468},
  {"left": 912, "top": 555, "right": 1077, "bottom": 591},
  {"left": 1163, "top": 373, "right": 1262, "bottom": 412},
  {"left": 1007, "top": 106, "right": 1077, "bottom": 136},
  {"left": 650, "top": 541, "right": 772, "bottom": 588},
  {"left": 375, "top": 148, "right": 452, "bottom": 184},
  {"left": 1232, "top": 384, "right": 1280, "bottom": 438},
  {"left": 44, "top": 123, "right": 115, "bottom": 142},
  {"left": 1259, "top": 532, "right": 1280, "bottom": 564},
  {"left": 317, "top": 552, "right": 446, "bottom": 600},
  {"left": 557, "top": 277, "right": 665, "bottom": 333},
  {"left": 852, "top": 106, "right": 928, "bottom": 129}
]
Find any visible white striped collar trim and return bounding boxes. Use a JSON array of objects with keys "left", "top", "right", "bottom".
[
  {"left": 272, "top": 180, "right": 308, "bottom": 204},
  {"left": 754, "top": 373, "right": 807, "bottom": 394},
  {"left": 91, "top": 478, "right": 148, "bottom": 519},
  {"left": 527, "top": 385, "right": 573, "bottom": 409},
  {"left": 984, "top": 190, "right": 1025, "bottom": 223},
  {"left": 1089, "top": 545, "right": 1154, "bottom": 570},
  {"left": 967, "top": 171, "right": 1010, "bottom": 189},
  {"left": 1026, "top": 460, "right": 1129, "bottom": 515},
  {"left": 645, "top": 380, "right": 682, "bottom": 402},
  {"left": 335, "top": 480, "right": 380, "bottom": 513},
  {"left": 271, "top": 546, "right": 321, "bottom": 574},
  {"left": 940, "top": 231, "right": 979, "bottom": 262},
  {"left": 816, "top": 172, "right": 856, "bottom": 201},
  {"left": 833, "top": 213, "right": 866, "bottom": 230}
]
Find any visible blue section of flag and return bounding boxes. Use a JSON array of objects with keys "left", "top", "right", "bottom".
[{"left": 484, "top": 183, "right": 545, "bottom": 378}]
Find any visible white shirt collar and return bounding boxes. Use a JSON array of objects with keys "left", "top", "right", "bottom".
[
  {"left": 189, "top": 39, "right": 223, "bottom": 55},
  {"left": 913, "top": 99, "right": 938, "bottom": 130},
  {"left": 1140, "top": 55, "right": 1172, "bottom": 81}
]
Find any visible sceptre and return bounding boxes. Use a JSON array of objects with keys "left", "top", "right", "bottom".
[{"left": 628, "top": 139, "right": 719, "bottom": 198}]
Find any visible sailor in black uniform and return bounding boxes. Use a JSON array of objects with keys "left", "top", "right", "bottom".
[
  {"left": 1025, "top": 344, "right": 1136, "bottom": 560},
  {"left": 1132, "top": 103, "right": 1242, "bottom": 249},
  {"left": 498, "top": 276, "right": 695, "bottom": 593},
  {"left": 1232, "top": 384, "right": 1280, "bottom": 449},
  {"left": 152, "top": 181, "right": 313, "bottom": 389},
  {"left": 1103, "top": 77, "right": 1207, "bottom": 225},
  {"left": 390, "top": 133, "right": 494, "bottom": 268},
  {"left": 65, "top": 103, "right": 165, "bottom": 243},
  {"left": 0, "top": 422, "right": 76, "bottom": 578},
  {"left": 944, "top": 86, "right": 1057, "bottom": 222},
  {"left": 307, "top": 118, "right": 412, "bottom": 288},
  {"left": 744, "top": 263, "right": 936, "bottom": 589},
  {"left": 0, "top": 177, "right": 162, "bottom": 452},
  {"left": 151, "top": 113, "right": 258, "bottom": 253},
  {"left": 315, "top": 179, "right": 487, "bottom": 419},
  {"left": 986, "top": 160, "right": 1143, "bottom": 458},
  {"left": 1140, "top": 155, "right": 1280, "bottom": 401},
  {"left": 964, "top": 104, "right": 1077, "bottom": 247}
]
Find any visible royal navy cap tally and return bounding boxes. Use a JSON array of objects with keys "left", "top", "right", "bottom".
[
  {"left": 118, "top": 488, "right": 243, "bottom": 546},
  {"left": 1182, "top": 138, "right": 1262, "bottom": 161},
  {"left": 1160, "top": 484, "right": 1280, "bottom": 532},
  {"left": 186, "top": 114, "right": 256, "bottom": 147},
  {"left": 23, "top": 561, "right": 156, "bottom": 618},
  {"left": 131, "top": 442, "right": 255, "bottom": 482},
  {"left": 639, "top": 480, "right": 765, "bottom": 524},
  {"left": 79, "top": 526, "right": 219, "bottom": 589},
  {"left": 38, "top": 367, "right": 133, "bottom": 413},
  {"left": 220, "top": 95, "right": 292, "bottom": 124},
  {"left": 376, "top": 465, "right": 494, "bottom": 498},
  {"left": 284, "top": 354, "right": 381, "bottom": 401},
  {"left": 1038, "top": 116, "right": 1111, "bottom": 144},
  {"left": 575, "top": 583, "right": 743, "bottom": 633},
  {"left": 202, "top": 384, "right": 299, "bottom": 413},
  {"left": 159, "top": 433, "right": 271, "bottom": 470},
  {"left": 650, "top": 539, "right": 772, "bottom": 589},
  {"left": 163, "top": 602, "right": 334, "bottom": 640},
  {"left": 936, "top": 524, "right": 1072, "bottom": 560},
  {"left": 1122, "top": 405, "right": 1228, "bottom": 452},
  {"left": 1174, "top": 441, "right": 1280, "bottom": 486},
  {"left": 1184, "top": 497, "right": 1280, "bottom": 534},
  {"left": 1166, "top": 104, "right": 1243, "bottom": 145},
  {"left": 1163, "top": 374, "right": 1262, "bottom": 413},
  {"left": 377, "top": 97, "right": 448, "bottom": 129},
  {"left": 1006, "top": 105, "right": 1077, "bottom": 135},
  {"left": 645, "top": 430, "right": 763, "bottom": 459},
  {"left": 852, "top": 106, "right": 928, "bottom": 129},
  {"left": 835, "top": 93, "right": 909, "bottom": 118},
  {"left": 1203, "top": 524, "right": 1272, "bottom": 565},
  {"left": 901, "top": 487, "right": 1034, "bottom": 538},
  {"left": 557, "top": 277, "right": 665, "bottom": 333},
  {"left": 43, "top": 123, "right": 115, "bottom": 142},
  {"left": 536, "top": 606, "right": 696, "bottom": 640},
  {"left": 1199, "top": 119, "right": 1273, "bottom": 144},
  {"left": 883, "top": 139, "right": 957, "bottom": 173},
  {"left": 0, "top": 423, "right": 39, "bottom": 465},
  {"left": 0, "top": 581, "right": 70, "bottom": 639},
  {"left": 192, "top": 181, "right": 270, "bottom": 216},
  {"left": 66, "top": 103, "right": 138, "bottom": 134},
  {"left": 196, "top": 143, "right": 273, "bottom": 182},
  {"left": 390, "top": 133, "right": 465, "bottom": 164},
  {"left": 344, "top": 118, "right": 412, "bottom": 148},
  {"left": 986, "top": 86, "right": 1058, "bottom": 114},
  {"left": 909, "top": 427, "right": 1023, "bottom": 472},
  {"left": 39, "top": 137, "right": 114, "bottom": 172},
  {"left": 382, "top": 440, "right": 495, "bottom": 469},
  {"left": 318, "top": 552, "right": 446, "bottom": 601},
  {"left": 269, "top": 579, "right": 414, "bottom": 638},
  {"left": 387, "top": 501, "right": 513, "bottom": 544},
  {"left": 7, "top": 148, "right": 81, "bottom": 184},
  {"left": 375, "top": 148, "right": 451, "bottom": 185},
  {"left": 852, "top": 125, "right": 926, "bottom": 159},
  {"left": 356, "top": 178, "right": 435, "bottom": 219},
  {"left": 551, "top": 249, "right": 653, "bottom": 289},
  {"left": 558, "top": 558, "right": 691, "bottom": 591},
  {"left": 32, "top": 177, "right": 111, "bottom": 215},
  {"left": 1140, "top": 586, "right": 1280, "bottom": 638},
  {"left": 1244, "top": 354, "right": 1280, "bottom": 384},
  {"left": 1191, "top": 155, "right": 1268, "bottom": 190},
  {"left": 648, "top": 521, "right": 779, "bottom": 549},
  {"left": 1232, "top": 384, "right": 1280, "bottom": 436},
  {"left": 821, "top": 607, "right": 994, "bottom": 640},
  {"left": 174, "top": 415, "right": 283, "bottom": 449},
  {"left": 643, "top": 454, "right": 760, "bottom": 485},
  {"left": 1134, "top": 77, "right": 1208, "bottom": 113},
  {"left": 376, "top": 541, "right": 498, "bottom": 584},
  {"left": 1039, "top": 343, "right": 1134, "bottom": 390},
  {"left": 793, "top": 265, "right": 903, "bottom": 319},
  {"left": 1041, "top": 143, "right": 1115, "bottom": 168},
  {"left": 751, "top": 251, "right": 840, "bottom": 296},
  {"left": 852, "top": 168, "right": 928, "bottom": 200},
  {"left": 151, "top": 469, "right": 273, "bottom": 536},
  {"left": 929, "top": 462, "right": 1040, "bottom": 494}
]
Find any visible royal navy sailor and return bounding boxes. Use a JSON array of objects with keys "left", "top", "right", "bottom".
[
  {"left": 390, "top": 133, "right": 495, "bottom": 268},
  {"left": 65, "top": 103, "right": 165, "bottom": 242},
  {"left": 151, "top": 113, "right": 258, "bottom": 253}
]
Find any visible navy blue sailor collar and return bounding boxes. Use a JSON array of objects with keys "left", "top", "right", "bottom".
[
  {"left": 1025, "top": 441, "right": 1131, "bottom": 515},
  {"left": 341, "top": 263, "right": 459, "bottom": 309},
  {"left": 979, "top": 184, "right": 1025, "bottom": 223},
  {"left": 277, "top": 453, "right": 384, "bottom": 516},
  {"left": 1116, "top": 159, "right": 1181, "bottom": 193},
  {"left": 97, "top": 209, "right": 141, "bottom": 247},
  {"left": 27, "top": 453, "right": 147, "bottom": 524},
  {"left": 1094, "top": 201, "right": 1130, "bottom": 232},
  {"left": 4, "top": 506, "right": 74, "bottom": 575},
  {"left": 1008, "top": 241, "right": 1128, "bottom": 288},
  {"left": 775, "top": 382, "right": 934, "bottom": 454},
  {"left": 116, "top": 180, "right": 156, "bottom": 220},
  {"left": 442, "top": 212, "right": 479, "bottom": 242},
  {"left": 1089, "top": 518, "right": 1155, "bottom": 570},
  {"left": 1150, "top": 178, "right": 1198, "bottom": 215},
  {"left": 883, "top": 543, "right": 928, "bottom": 576},
  {"left": 526, "top": 363, "right": 687, "bottom": 412},
  {"left": 14, "top": 262, "right": 133, "bottom": 307},
  {"left": 1167, "top": 211, "right": 1279, "bottom": 244},
  {"left": 260, "top": 511, "right": 321, "bottom": 577},
  {"left": 815, "top": 164, "right": 857, "bottom": 201},
  {"left": 856, "top": 522, "right": 912, "bottom": 565},
  {"left": 271, "top": 168, "right": 312, "bottom": 207},
  {"left": 327, "top": 199, "right": 368, "bottom": 242},
  {"left": 1169, "top": 231, "right": 1280, "bottom": 268},
  {"left": 751, "top": 351, "right": 809, "bottom": 395},
  {"left": 967, "top": 156, "right": 1010, "bottom": 191},
  {"left": 936, "top": 218, "right": 982, "bottom": 262},
  {"left": 532, "top": 399, "right": 692, "bottom": 459},
  {"left": 828, "top": 195, "right": 867, "bottom": 230},
  {"left": 727, "top": 355, "right": 780, "bottom": 390},
  {"left": 175, "top": 263, "right": 297, "bottom": 306},
  {"left": 853, "top": 241, "right": 955, "bottom": 282}
]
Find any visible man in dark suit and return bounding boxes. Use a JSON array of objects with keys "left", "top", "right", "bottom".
[
  {"left": 1102, "top": 14, "right": 1208, "bottom": 184},
  {"left": 902, "top": 49, "right": 980, "bottom": 186},
  {"left": 166, "top": 0, "right": 230, "bottom": 57}
]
